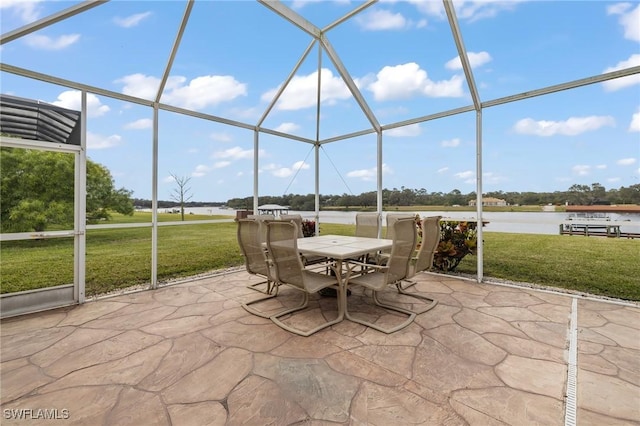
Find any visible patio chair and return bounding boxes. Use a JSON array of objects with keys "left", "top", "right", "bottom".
[
  {"left": 237, "top": 219, "right": 280, "bottom": 317},
  {"left": 279, "top": 213, "right": 304, "bottom": 237},
  {"left": 266, "top": 220, "right": 343, "bottom": 336},
  {"left": 279, "top": 213, "right": 327, "bottom": 266},
  {"left": 355, "top": 212, "right": 380, "bottom": 238},
  {"left": 350, "top": 212, "right": 381, "bottom": 274},
  {"left": 394, "top": 215, "right": 441, "bottom": 314},
  {"left": 344, "top": 217, "right": 418, "bottom": 334},
  {"left": 376, "top": 212, "right": 415, "bottom": 265},
  {"left": 385, "top": 212, "right": 415, "bottom": 240},
  {"left": 247, "top": 214, "right": 275, "bottom": 246}
]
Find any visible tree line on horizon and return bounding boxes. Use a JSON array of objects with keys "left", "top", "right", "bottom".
[
  {"left": 2, "top": 147, "right": 638, "bottom": 233},
  {"left": 224, "top": 183, "right": 640, "bottom": 211}
]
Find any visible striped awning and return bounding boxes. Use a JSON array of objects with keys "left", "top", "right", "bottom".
[{"left": 0, "top": 94, "right": 81, "bottom": 146}]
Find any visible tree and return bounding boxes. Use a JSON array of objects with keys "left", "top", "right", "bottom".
[
  {"left": 0, "top": 148, "right": 134, "bottom": 232},
  {"left": 169, "top": 173, "right": 193, "bottom": 221}
]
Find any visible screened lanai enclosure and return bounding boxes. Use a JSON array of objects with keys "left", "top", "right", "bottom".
[{"left": 1, "top": 0, "right": 638, "bottom": 317}]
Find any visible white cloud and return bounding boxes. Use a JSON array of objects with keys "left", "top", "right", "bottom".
[
  {"left": 437, "top": 167, "right": 449, "bottom": 173},
  {"left": 114, "top": 73, "right": 161, "bottom": 100},
  {"left": 262, "top": 68, "right": 351, "bottom": 111},
  {"left": 0, "top": 0, "right": 42, "bottom": 23},
  {"left": 347, "top": 163, "right": 392, "bottom": 181},
  {"left": 124, "top": 118, "right": 152, "bottom": 130},
  {"left": 113, "top": 12, "right": 152, "bottom": 28},
  {"left": 406, "top": 0, "right": 522, "bottom": 22},
  {"left": 454, "top": 170, "right": 475, "bottom": 181},
  {"left": 274, "top": 122, "right": 300, "bottom": 133},
  {"left": 210, "top": 132, "right": 233, "bottom": 142},
  {"left": 367, "top": 62, "right": 464, "bottom": 101},
  {"left": 617, "top": 157, "right": 637, "bottom": 166},
  {"left": 602, "top": 54, "right": 640, "bottom": 91},
  {"left": 629, "top": 109, "right": 640, "bottom": 132},
  {"left": 51, "top": 91, "right": 110, "bottom": 117},
  {"left": 116, "top": 73, "right": 247, "bottom": 109},
  {"left": 191, "top": 164, "right": 211, "bottom": 177},
  {"left": 24, "top": 34, "right": 80, "bottom": 50},
  {"left": 595, "top": 164, "right": 607, "bottom": 170},
  {"left": 356, "top": 9, "right": 409, "bottom": 30},
  {"left": 441, "top": 138, "right": 460, "bottom": 148},
  {"left": 445, "top": 51, "right": 493, "bottom": 70},
  {"left": 385, "top": 124, "right": 422, "bottom": 137},
  {"left": 607, "top": 2, "right": 640, "bottom": 42},
  {"left": 482, "top": 172, "right": 506, "bottom": 185},
  {"left": 212, "top": 146, "right": 259, "bottom": 160},
  {"left": 572, "top": 165, "right": 591, "bottom": 176},
  {"left": 213, "top": 161, "right": 231, "bottom": 169},
  {"left": 87, "top": 132, "right": 121, "bottom": 150},
  {"left": 452, "top": 0, "right": 522, "bottom": 22},
  {"left": 513, "top": 116, "right": 615, "bottom": 136},
  {"left": 270, "top": 161, "right": 310, "bottom": 178}
]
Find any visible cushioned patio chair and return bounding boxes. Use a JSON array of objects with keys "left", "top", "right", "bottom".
[
  {"left": 344, "top": 217, "right": 418, "bottom": 334},
  {"left": 266, "top": 220, "right": 343, "bottom": 336}
]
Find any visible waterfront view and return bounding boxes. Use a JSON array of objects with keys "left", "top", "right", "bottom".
[{"left": 181, "top": 207, "right": 640, "bottom": 236}]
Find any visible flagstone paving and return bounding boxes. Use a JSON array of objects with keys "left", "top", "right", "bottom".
[{"left": 1, "top": 270, "right": 638, "bottom": 425}]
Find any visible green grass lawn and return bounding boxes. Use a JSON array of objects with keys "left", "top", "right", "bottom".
[{"left": 1, "top": 218, "right": 638, "bottom": 301}]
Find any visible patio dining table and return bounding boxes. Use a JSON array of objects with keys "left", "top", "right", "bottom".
[{"left": 296, "top": 235, "right": 394, "bottom": 318}]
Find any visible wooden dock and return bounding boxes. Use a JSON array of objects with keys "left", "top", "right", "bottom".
[{"left": 559, "top": 222, "right": 640, "bottom": 239}]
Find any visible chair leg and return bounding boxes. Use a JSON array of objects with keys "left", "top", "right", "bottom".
[
  {"left": 270, "top": 289, "right": 342, "bottom": 337},
  {"left": 397, "top": 280, "right": 417, "bottom": 290},
  {"left": 242, "top": 284, "right": 283, "bottom": 318},
  {"left": 344, "top": 288, "right": 416, "bottom": 334},
  {"left": 246, "top": 279, "right": 275, "bottom": 295},
  {"left": 394, "top": 281, "right": 438, "bottom": 314}
]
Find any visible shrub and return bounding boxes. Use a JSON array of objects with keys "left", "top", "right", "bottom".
[
  {"left": 301, "top": 219, "right": 316, "bottom": 237},
  {"left": 433, "top": 220, "right": 481, "bottom": 272}
]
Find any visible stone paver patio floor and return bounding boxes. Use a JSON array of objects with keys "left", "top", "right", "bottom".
[{"left": 1, "top": 269, "right": 639, "bottom": 425}]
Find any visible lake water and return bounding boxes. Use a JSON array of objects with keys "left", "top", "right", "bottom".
[{"left": 180, "top": 207, "right": 640, "bottom": 236}]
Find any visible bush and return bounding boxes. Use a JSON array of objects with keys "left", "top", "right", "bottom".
[
  {"left": 301, "top": 219, "right": 316, "bottom": 237},
  {"left": 433, "top": 220, "right": 481, "bottom": 272}
]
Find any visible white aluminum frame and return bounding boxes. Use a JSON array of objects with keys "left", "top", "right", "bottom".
[{"left": 1, "top": 0, "right": 639, "bottom": 316}]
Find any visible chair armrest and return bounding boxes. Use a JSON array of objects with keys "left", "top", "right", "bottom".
[{"left": 345, "top": 259, "right": 387, "bottom": 273}]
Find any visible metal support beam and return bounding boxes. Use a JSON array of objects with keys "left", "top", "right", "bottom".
[
  {"left": 74, "top": 91, "right": 88, "bottom": 304},
  {"left": 0, "top": 0, "right": 108, "bottom": 45},
  {"left": 253, "top": 131, "right": 259, "bottom": 214},
  {"left": 321, "top": 36, "right": 380, "bottom": 132},
  {"left": 444, "top": 0, "right": 481, "bottom": 111},
  {"left": 156, "top": 0, "right": 194, "bottom": 103},
  {"left": 258, "top": 40, "right": 317, "bottom": 127},
  {"left": 151, "top": 106, "right": 159, "bottom": 289},
  {"left": 475, "top": 111, "right": 484, "bottom": 283},
  {"left": 258, "top": 0, "right": 321, "bottom": 38}
]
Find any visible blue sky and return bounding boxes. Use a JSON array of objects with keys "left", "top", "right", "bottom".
[{"left": 1, "top": 0, "right": 639, "bottom": 203}]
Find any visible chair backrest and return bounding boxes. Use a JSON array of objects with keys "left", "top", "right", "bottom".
[
  {"left": 412, "top": 215, "right": 442, "bottom": 274},
  {"left": 279, "top": 214, "right": 304, "bottom": 238},
  {"left": 237, "top": 219, "right": 270, "bottom": 278},
  {"left": 355, "top": 212, "right": 380, "bottom": 238},
  {"left": 385, "top": 217, "right": 417, "bottom": 284},
  {"left": 385, "top": 213, "right": 415, "bottom": 240},
  {"left": 248, "top": 214, "right": 275, "bottom": 243},
  {"left": 266, "top": 221, "right": 306, "bottom": 290}
]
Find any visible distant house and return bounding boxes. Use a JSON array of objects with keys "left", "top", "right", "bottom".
[
  {"left": 468, "top": 197, "right": 507, "bottom": 207},
  {"left": 257, "top": 204, "right": 290, "bottom": 216}
]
